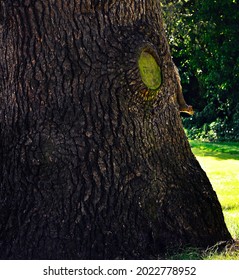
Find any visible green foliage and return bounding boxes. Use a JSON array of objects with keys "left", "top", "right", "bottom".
[
  {"left": 161, "top": 0, "right": 239, "bottom": 140},
  {"left": 184, "top": 116, "right": 237, "bottom": 141}
]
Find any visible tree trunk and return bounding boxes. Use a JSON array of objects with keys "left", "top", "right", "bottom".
[{"left": 0, "top": 0, "right": 232, "bottom": 259}]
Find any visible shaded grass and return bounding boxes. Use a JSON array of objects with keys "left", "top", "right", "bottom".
[
  {"left": 166, "top": 247, "right": 202, "bottom": 260},
  {"left": 166, "top": 244, "right": 239, "bottom": 260},
  {"left": 190, "top": 140, "right": 239, "bottom": 160}
]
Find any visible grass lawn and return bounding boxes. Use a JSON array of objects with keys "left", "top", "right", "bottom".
[{"left": 189, "top": 140, "right": 239, "bottom": 260}]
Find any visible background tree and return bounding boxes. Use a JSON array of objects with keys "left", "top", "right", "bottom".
[
  {"left": 0, "top": 0, "right": 232, "bottom": 259},
  {"left": 162, "top": 0, "right": 239, "bottom": 140}
]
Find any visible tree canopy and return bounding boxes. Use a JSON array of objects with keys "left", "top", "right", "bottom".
[{"left": 162, "top": 0, "right": 239, "bottom": 141}]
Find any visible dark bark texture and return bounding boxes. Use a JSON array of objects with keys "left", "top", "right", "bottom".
[{"left": 0, "top": 0, "right": 232, "bottom": 259}]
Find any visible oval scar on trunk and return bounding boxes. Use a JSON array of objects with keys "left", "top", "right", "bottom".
[{"left": 138, "top": 51, "right": 162, "bottom": 90}]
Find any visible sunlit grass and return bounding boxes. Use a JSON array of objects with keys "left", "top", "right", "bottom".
[
  {"left": 179, "top": 140, "right": 239, "bottom": 260},
  {"left": 203, "top": 243, "right": 239, "bottom": 260},
  {"left": 190, "top": 140, "right": 239, "bottom": 241},
  {"left": 194, "top": 156, "right": 239, "bottom": 238},
  {"left": 164, "top": 141, "right": 239, "bottom": 260},
  {"left": 203, "top": 252, "right": 239, "bottom": 260}
]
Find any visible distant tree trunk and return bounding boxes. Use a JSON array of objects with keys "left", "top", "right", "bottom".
[{"left": 0, "top": 0, "right": 232, "bottom": 259}]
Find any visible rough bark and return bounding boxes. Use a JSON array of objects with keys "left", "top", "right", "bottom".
[{"left": 0, "top": 0, "right": 232, "bottom": 259}]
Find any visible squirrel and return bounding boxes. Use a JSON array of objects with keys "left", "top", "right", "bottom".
[{"left": 173, "top": 63, "right": 194, "bottom": 115}]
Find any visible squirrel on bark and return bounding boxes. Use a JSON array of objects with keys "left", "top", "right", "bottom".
[{"left": 173, "top": 64, "right": 194, "bottom": 115}]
